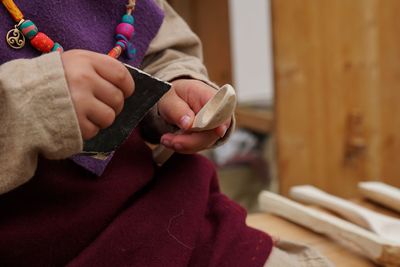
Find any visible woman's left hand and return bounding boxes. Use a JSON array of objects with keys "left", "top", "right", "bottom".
[{"left": 157, "top": 79, "right": 232, "bottom": 154}]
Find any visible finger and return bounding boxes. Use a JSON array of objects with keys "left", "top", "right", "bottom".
[
  {"left": 158, "top": 90, "right": 195, "bottom": 130},
  {"left": 87, "top": 51, "right": 135, "bottom": 98},
  {"left": 172, "top": 79, "right": 216, "bottom": 113},
  {"left": 160, "top": 130, "right": 220, "bottom": 154},
  {"left": 214, "top": 118, "right": 232, "bottom": 138},
  {"left": 79, "top": 118, "right": 100, "bottom": 140},
  {"left": 86, "top": 99, "right": 116, "bottom": 129},
  {"left": 92, "top": 78, "right": 125, "bottom": 115}
]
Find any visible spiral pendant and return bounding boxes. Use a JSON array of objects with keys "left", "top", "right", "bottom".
[{"left": 6, "top": 25, "right": 25, "bottom": 49}]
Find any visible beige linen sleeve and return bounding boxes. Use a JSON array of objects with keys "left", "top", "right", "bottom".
[
  {"left": 0, "top": 52, "right": 82, "bottom": 194},
  {"left": 142, "top": 0, "right": 212, "bottom": 85},
  {"left": 140, "top": 0, "right": 235, "bottom": 144}
]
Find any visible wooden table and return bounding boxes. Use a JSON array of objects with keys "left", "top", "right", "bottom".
[
  {"left": 247, "top": 199, "right": 400, "bottom": 267},
  {"left": 235, "top": 106, "right": 273, "bottom": 134}
]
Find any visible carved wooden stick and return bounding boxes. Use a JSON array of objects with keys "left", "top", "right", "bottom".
[
  {"left": 359, "top": 182, "right": 400, "bottom": 213},
  {"left": 290, "top": 185, "right": 400, "bottom": 243},
  {"left": 259, "top": 191, "right": 400, "bottom": 266}
]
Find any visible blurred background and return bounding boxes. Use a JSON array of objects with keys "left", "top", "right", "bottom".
[{"left": 167, "top": 0, "right": 400, "bottom": 212}]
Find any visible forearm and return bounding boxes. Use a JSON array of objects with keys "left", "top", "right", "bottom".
[{"left": 0, "top": 53, "right": 82, "bottom": 194}]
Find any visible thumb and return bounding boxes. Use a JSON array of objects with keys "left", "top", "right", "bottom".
[{"left": 158, "top": 90, "right": 195, "bottom": 130}]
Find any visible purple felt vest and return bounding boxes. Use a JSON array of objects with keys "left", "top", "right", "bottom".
[
  {"left": 0, "top": 0, "right": 165, "bottom": 175},
  {"left": 0, "top": 0, "right": 163, "bottom": 66}
]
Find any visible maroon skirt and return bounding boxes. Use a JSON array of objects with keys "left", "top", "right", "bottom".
[{"left": 0, "top": 130, "right": 272, "bottom": 266}]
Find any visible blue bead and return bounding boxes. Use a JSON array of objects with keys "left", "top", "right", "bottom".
[
  {"left": 126, "top": 44, "right": 136, "bottom": 59},
  {"left": 51, "top": 42, "right": 64, "bottom": 52},
  {"left": 115, "top": 33, "right": 129, "bottom": 42},
  {"left": 19, "top": 20, "right": 38, "bottom": 39},
  {"left": 116, "top": 40, "right": 128, "bottom": 50},
  {"left": 122, "top": 14, "right": 134, "bottom": 25}
]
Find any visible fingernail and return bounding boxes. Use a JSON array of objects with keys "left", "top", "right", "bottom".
[{"left": 179, "top": 115, "right": 192, "bottom": 129}]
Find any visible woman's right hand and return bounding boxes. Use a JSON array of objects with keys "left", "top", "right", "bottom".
[{"left": 61, "top": 49, "right": 135, "bottom": 140}]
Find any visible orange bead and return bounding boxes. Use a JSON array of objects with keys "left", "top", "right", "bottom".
[
  {"left": 30, "top": 32, "right": 54, "bottom": 53},
  {"left": 1, "top": 0, "right": 24, "bottom": 22},
  {"left": 108, "top": 46, "right": 122, "bottom": 58}
]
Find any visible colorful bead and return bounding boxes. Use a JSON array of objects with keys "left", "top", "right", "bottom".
[
  {"left": 51, "top": 42, "right": 63, "bottom": 52},
  {"left": 116, "top": 40, "right": 128, "bottom": 50},
  {"left": 122, "top": 14, "right": 134, "bottom": 25},
  {"left": 108, "top": 45, "right": 122, "bottom": 58},
  {"left": 19, "top": 20, "right": 38, "bottom": 39},
  {"left": 126, "top": 44, "right": 136, "bottom": 59},
  {"left": 115, "top": 33, "right": 129, "bottom": 43},
  {"left": 30, "top": 32, "right": 54, "bottom": 53},
  {"left": 115, "top": 22, "right": 134, "bottom": 40},
  {"left": 1, "top": 0, "right": 24, "bottom": 22},
  {"left": 106, "top": 3, "right": 137, "bottom": 59}
]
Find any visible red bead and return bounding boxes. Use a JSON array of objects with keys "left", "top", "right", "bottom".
[{"left": 30, "top": 32, "right": 54, "bottom": 53}]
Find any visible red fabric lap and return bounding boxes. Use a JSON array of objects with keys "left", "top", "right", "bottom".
[{"left": 0, "top": 131, "right": 273, "bottom": 266}]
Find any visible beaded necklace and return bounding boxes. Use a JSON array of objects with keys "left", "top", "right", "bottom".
[{"left": 1, "top": 0, "right": 137, "bottom": 60}]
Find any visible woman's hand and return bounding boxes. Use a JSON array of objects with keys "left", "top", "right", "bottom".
[{"left": 157, "top": 79, "right": 232, "bottom": 154}]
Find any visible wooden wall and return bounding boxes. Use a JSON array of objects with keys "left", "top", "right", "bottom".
[
  {"left": 273, "top": 0, "right": 400, "bottom": 196},
  {"left": 168, "top": 0, "right": 400, "bottom": 197}
]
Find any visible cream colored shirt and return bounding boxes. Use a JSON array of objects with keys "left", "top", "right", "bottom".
[{"left": 0, "top": 1, "right": 234, "bottom": 195}]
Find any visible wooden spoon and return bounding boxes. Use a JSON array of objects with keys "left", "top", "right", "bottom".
[
  {"left": 259, "top": 191, "right": 400, "bottom": 266},
  {"left": 358, "top": 181, "right": 400, "bottom": 213},
  {"left": 290, "top": 185, "right": 400, "bottom": 244},
  {"left": 153, "top": 84, "right": 236, "bottom": 165}
]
